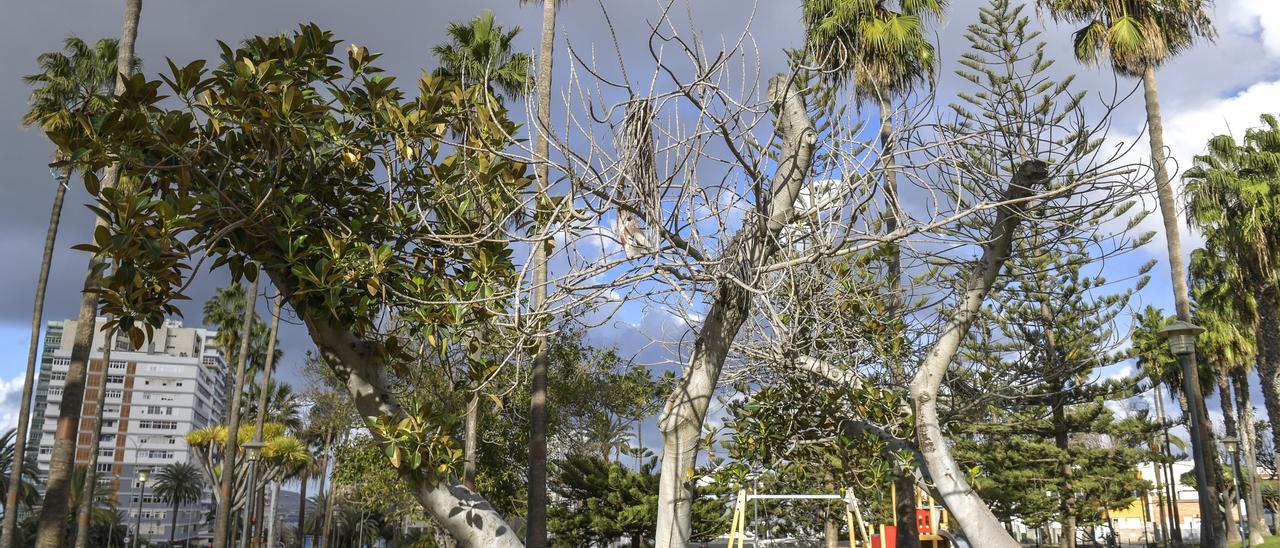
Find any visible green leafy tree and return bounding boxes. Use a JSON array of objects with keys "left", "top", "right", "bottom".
[
  {"left": 152, "top": 462, "right": 204, "bottom": 546},
  {"left": 56, "top": 24, "right": 534, "bottom": 545},
  {"left": 0, "top": 428, "right": 39, "bottom": 515}
]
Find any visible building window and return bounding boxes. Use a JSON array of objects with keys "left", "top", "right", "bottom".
[
  {"left": 48, "top": 388, "right": 63, "bottom": 396},
  {"left": 104, "top": 389, "right": 123, "bottom": 399},
  {"left": 98, "top": 448, "right": 114, "bottom": 457},
  {"left": 39, "top": 447, "right": 52, "bottom": 455},
  {"left": 146, "top": 406, "right": 163, "bottom": 415},
  {"left": 109, "top": 360, "right": 126, "bottom": 370},
  {"left": 50, "top": 371, "right": 67, "bottom": 381},
  {"left": 96, "top": 463, "right": 112, "bottom": 473},
  {"left": 106, "top": 375, "right": 124, "bottom": 385},
  {"left": 52, "top": 358, "right": 70, "bottom": 366}
]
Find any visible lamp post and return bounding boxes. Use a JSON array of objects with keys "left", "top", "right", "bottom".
[
  {"left": 134, "top": 468, "right": 150, "bottom": 548},
  {"left": 239, "top": 440, "right": 265, "bottom": 548},
  {"left": 1222, "top": 437, "right": 1249, "bottom": 547},
  {"left": 1158, "top": 319, "right": 1224, "bottom": 548}
]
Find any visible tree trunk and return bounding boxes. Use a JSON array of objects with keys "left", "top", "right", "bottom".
[
  {"left": 296, "top": 469, "right": 308, "bottom": 544},
  {"left": 882, "top": 97, "right": 919, "bottom": 548},
  {"left": 1217, "top": 373, "right": 1242, "bottom": 544},
  {"left": 74, "top": 328, "right": 116, "bottom": 548},
  {"left": 266, "top": 480, "right": 280, "bottom": 548},
  {"left": 1150, "top": 436, "right": 1169, "bottom": 544},
  {"left": 34, "top": 2, "right": 140, "bottom": 546},
  {"left": 824, "top": 514, "right": 839, "bottom": 548},
  {"left": 1253, "top": 286, "right": 1280, "bottom": 463},
  {"left": 1, "top": 168, "right": 68, "bottom": 547},
  {"left": 908, "top": 160, "right": 1047, "bottom": 548},
  {"left": 245, "top": 295, "right": 282, "bottom": 545},
  {"left": 213, "top": 275, "right": 259, "bottom": 548},
  {"left": 1141, "top": 63, "right": 1225, "bottom": 548},
  {"left": 464, "top": 395, "right": 478, "bottom": 491},
  {"left": 1053, "top": 401, "right": 1076, "bottom": 548},
  {"left": 1154, "top": 383, "right": 1184, "bottom": 544},
  {"left": 170, "top": 498, "right": 180, "bottom": 547},
  {"left": 320, "top": 452, "right": 339, "bottom": 548},
  {"left": 654, "top": 74, "right": 816, "bottom": 548},
  {"left": 526, "top": 1, "right": 558, "bottom": 546},
  {"left": 1233, "top": 368, "right": 1269, "bottom": 542}
]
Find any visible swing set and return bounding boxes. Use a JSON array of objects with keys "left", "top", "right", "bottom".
[{"left": 725, "top": 483, "right": 953, "bottom": 548}]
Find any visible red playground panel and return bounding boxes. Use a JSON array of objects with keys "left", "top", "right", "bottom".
[
  {"left": 917, "top": 509, "right": 934, "bottom": 534},
  {"left": 871, "top": 525, "right": 897, "bottom": 548}
]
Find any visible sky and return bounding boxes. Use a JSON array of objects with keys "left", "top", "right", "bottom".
[{"left": 0, "top": 0, "right": 1278, "bottom": 450}]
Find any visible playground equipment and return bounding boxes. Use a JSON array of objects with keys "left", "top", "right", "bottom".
[{"left": 724, "top": 483, "right": 952, "bottom": 548}]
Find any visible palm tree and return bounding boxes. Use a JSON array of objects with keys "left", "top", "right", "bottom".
[
  {"left": 65, "top": 464, "right": 116, "bottom": 543},
  {"left": 1037, "top": 0, "right": 1219, "bottom": 543},
  {"left": 800, "top": 2, "right": 943, "bottom": 546},
  {"left": 431, "top": 10, "right": 532, "bottom": 100},
  {"left": 242, "top": 381, "right": 302, "bottom": 434},
  {"left": 212, "top": 274, "right": 259, "bottom": 548},
  {"left": 202, "top": 283, "right": 276, "bottom": 371},
  {"left": 1184, "top": 115, "right": 1280, "bottom": 543},
  {"left": 520, "top": 0, "right": 561, "bottom": 544},
  {"left": 1190, "top": 246, "right": 1257, "bottom": 544},
  {"left": 152, "top": 463, "right": 204, "bottom": 547},
  {"left": 0, "top": 429, "right": 40, "bottom": 516},
  {"left": 33, "top": 2, "right": 143, "bottom": 546},
  {"left": 8, "top": 36, "right": 128, "bottom": 547}
]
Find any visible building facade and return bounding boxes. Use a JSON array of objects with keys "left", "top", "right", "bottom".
[{"left": 28, "top": 317, "right": 228, "bottom": 545}]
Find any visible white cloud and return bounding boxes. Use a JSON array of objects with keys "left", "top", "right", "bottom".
[
  {"left": 1227, "top": 0, "right": 1280, "bottom": 58},
  {"left": 0, "top": 375, "right": 27, "bottom": 432}
]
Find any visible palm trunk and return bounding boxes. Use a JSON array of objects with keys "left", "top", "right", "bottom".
[
  {"left": 266, "top": 480, "right": 280, "bottom": 548},
  {"left": 1142, "top": 63, "right": 1225, "bottom": 548},
  {"left": 296, "top": 469, "right": 308, "bottom": 543},
  {"left": 313, "top": 433, "right": 331, "bottom": 547},
  {"left": 1253, "top": 286, "right": 1280, "bottom": 461},
  {"left": 526, "top": 2, "right": 558, "bottom": 546},
  {"left": 245, "top": 295, "right": 282, "bottom": 546},
  {"left": 879, "top": 96, "right": 920, "bottom": 548},
  {"left": 73, "top": 328, "right": 116, "bottom": 548},
  {"left": 1150, "top": 436, "right": 1169, "bottom": 544},
  {"left": 212, "top": 275, "right": 259, "bottom": 548},
  {"left": 170, "top": 498, "right": 180, "bottom": 547},
  {"left": 33, "top": 2, "right": 141, "bottom": 546},
  {"left": 1155, "top": 383, "right": 1184, "bottom": 544},
  {"left": 908, "top": 161, "right": 1047, "bottom": 548},
  {"left": 320, "top": 464, "right": 338, "bottom": 548},
  {"left": 1233, "top": 368, "right": 1268, "bottom": 542},
  {"left": 1, "top": 168, "right": 68, "bottom": 547},
  {"left": 1216, "top": 373, "right": 1242, "bottom": 544}
]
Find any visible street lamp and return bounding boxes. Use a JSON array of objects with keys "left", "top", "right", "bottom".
[
  {"left": 1157, "top": 319, "right": 1225, "bottom": 548},
  {"left": 1222, "top": 436, "right": 1249, "bottom": 547},
  {"left": 134, "top": 468, "right": 150, "bottom": 548},
  {"left": 239, "top": 440, "right": 266, "bottom": 548}
]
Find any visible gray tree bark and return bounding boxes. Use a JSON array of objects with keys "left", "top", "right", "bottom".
[
  {"left": 73, "top": 327, "right": 116, "bottom": 548},
  {"left": 1232, "top": 368, "right": 1269, "bottom": 543},
  {"left": 908, "top": 160, "right": 1048, "bottom": 548},
  {"left": 33, "top": 2, "right": 141, "bottom": 546},
  {"left": 654, "top": 74, "right": 816, "bottom": 548}
]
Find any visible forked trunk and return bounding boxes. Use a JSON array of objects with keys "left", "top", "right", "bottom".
[
  {"left": 33, "top": 2, "right": 141, "bottom": 546},
  {"left": 654, "top": 74, "right": 816, "bottom": 548},
  {"left": 908, "top": 160, "right": 1047, "bottom": 548},
  {"left": 1, "top": 169, "right": 69, "bottom": 547},
  {"left": 1142, "top": 63, "right": 1225, "bottom": 548}
]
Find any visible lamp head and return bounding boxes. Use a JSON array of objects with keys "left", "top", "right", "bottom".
[
  {"left": 137, "top": 468, "right": 150, "bottom": 483},
  {"left": 1158, "top": 320, "right": 1204, "bottom": 356},
  {"left": 242, "top": 440, "right": 266, "bottom": 461},
  {"left": 1221, "top": 436, "right": 1239, "bottom": 453}
]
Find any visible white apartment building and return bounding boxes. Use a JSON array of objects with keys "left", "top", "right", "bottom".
[{"left": 27, "top": 317, "right": 229, "bottom": 545}]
